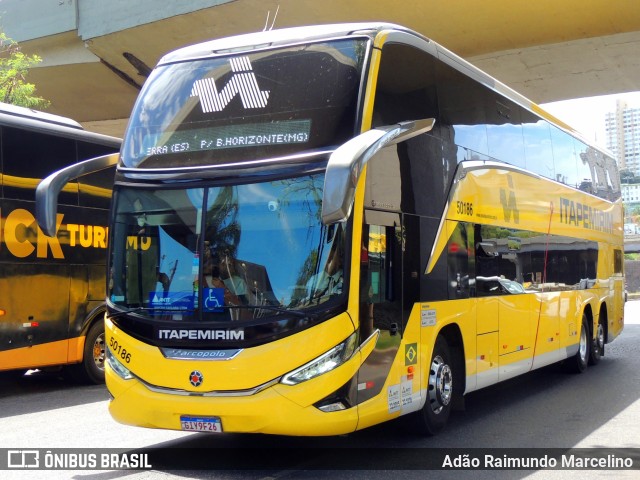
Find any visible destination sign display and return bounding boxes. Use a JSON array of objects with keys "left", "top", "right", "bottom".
[{"left": 143, "top": 119, "right": 311, "bottom": 157}]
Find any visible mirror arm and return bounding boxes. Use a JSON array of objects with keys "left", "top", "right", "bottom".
[{"left": 36, "top": 153, "right": 119, "bottom": 236}]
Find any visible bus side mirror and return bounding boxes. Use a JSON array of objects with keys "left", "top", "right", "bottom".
[
  {"left": 36, "top": 153, "right": 119, "bottom": 236},
  {"left": 320, "top": 118, "right": 435, "bottom": 225}
]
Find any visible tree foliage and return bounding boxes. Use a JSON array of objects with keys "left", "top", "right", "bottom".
[{"left": 0, "top": 32, "right": 49, "bottom": 109}]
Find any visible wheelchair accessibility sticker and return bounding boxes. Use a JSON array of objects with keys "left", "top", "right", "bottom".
[
  {"left": 203, "top": 288, "right": 224, "bottom": 312},
  {"left": 147, "top": 289, "right": 223, "bottom": 312}
]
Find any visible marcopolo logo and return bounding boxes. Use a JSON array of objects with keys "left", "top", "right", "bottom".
[{"left": 191, "top": 56, "right": 270, "bottom": 113}]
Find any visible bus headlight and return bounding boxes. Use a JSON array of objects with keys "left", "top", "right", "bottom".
[
  {"left": 281, "top": 332, "right": 357, "bottom": 385},
  {"left": 106, "top": 347, "right": 134, "bottom": 380}
]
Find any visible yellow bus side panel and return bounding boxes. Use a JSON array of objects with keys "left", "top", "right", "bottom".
[
  {"left": 531, "top": 293, "right": 563, "bottom": 366},
  {"left": 447, "top": 168, "right": 623, "bottom": 244},
  {"left": 476, "top": 332, "right": 499, "bottom": 389},
  {"left": 476, "top": 297, "right": 499, "bottom": 334},
  {"left": 497, "top": 294, "right": 535, "bottom": 357},
  {"left": 356, "top": 299, "right": 478, "bottom": 430}
]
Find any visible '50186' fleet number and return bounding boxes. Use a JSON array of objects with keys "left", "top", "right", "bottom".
[{"left": 456, "top": 201, "right": 473, "bottom": 216}]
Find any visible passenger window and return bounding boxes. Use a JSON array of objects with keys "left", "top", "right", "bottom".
[
  {"left": 604, "top": 155, "right": 621, "bottom": 200},
  {"left": 436, "top": 61, "right": 489, "bottom": 158},
  {"left": 77, "top": 141, "right": 118, "bottom": 208},
  {"left": 614, "top": 249, "right": 623, "bottom": 275},
  {"left": 575, "top": 139, "right": 595, "bottom": 195},
  {"left": 2, "top": 126, "right": 78, "bottom": 204},
  {"left": 522, "top": 113, "right": 553, "bottom": 179},
  {"left": 550, "top": 125, "right": 579, "bottom": 188},
  {"left": 373, "top": 42, "right": 438, "bottom": 129},
  {"left": 486, "top": 100, "right": 525, "bottom": 169},
  {"left": 582, "top": 148, "right": 618, "bottom": 201},
  {"left": 78, "top": 166, "right": 115, "bottom": 210},
  {"left": 475, "top": 224, "right": 527, "bottom": 296},
  {"left": 475, "top": 223, "right": 598, "bottom": 293},
  {"left": 447, "top": 221, "right": 472, "bottom": 299}
]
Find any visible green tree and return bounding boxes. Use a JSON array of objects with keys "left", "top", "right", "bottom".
[{"left": 0, "top": 32, "right": 49, "bottom": 109}]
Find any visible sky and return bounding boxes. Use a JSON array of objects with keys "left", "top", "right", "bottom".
[{"left": 541, "top": 92, "right": 640, "bottom": 151}]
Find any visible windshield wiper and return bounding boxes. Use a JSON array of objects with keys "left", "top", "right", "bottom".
[
  {"left": 108, "top": 306, "right": 160, "bottom": 318},
  {"left": 108, "top": 304, "right": 316, "bottom": 320},
  {"left": 217, "top": 304, "right": 316, "bottom": 319}
]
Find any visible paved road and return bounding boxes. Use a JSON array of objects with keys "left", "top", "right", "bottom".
[{"left": 2, "top": 302, "right": 640, "bottom": 479}]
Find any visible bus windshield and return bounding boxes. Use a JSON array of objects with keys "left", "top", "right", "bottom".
[
  {"left": 120, "top": 38, "right": 367, "bottom": 168},
  {"left": 108, "top": 173, "right": 346, "bottom": 323}
]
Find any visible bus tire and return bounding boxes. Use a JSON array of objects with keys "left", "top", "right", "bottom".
[
  {"left": 588, "top": 315, "right": 606, "bottom": 366},
  {"left": 564, "top": 314, "right": 590, "bottom": 373},
  {"left": 416, "top": 335, "right": 454, "bottom": 435},
  {"left": 67, "top": 320, "right": 106, "bottom": 384}
]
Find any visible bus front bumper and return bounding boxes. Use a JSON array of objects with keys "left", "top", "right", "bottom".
[{"left": 106, "top": 362, "right": 360, "bottom": 437}]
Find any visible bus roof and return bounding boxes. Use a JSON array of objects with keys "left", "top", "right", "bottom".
[
  {"left": 0, "top": 102, "right": 84, "bottom": 129},
  {"left": 158, "top": 23, "right": 406, "bottom": 65},
  {"left": 0, "top": 102, "right": 121, "bottom": 147},
  {"left": 156, "top": 22, "right": 612, "bottom": 161}
]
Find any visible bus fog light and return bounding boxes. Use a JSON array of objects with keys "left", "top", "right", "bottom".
[
  {"left": 106, "top": 348, "right": 134, "bottom": 380},
  {"left": 318, "top": 402, "right": 347, "bottom": 412},
  {"left": 281, "top": 332, "right": 357, "bottom": 385}
]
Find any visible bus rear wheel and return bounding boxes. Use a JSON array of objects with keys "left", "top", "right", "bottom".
[
  {"left": 589, "top": 316, "right": 605, "bottom": 366},
  {"left": 416, "top": 335, "right": 454, "bottom": 435},
  {"left": 564, "top": 314, "right": 590, "bottom": 373}
]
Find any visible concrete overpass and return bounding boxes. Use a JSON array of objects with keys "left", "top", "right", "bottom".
[{"left": 4, "top": 0, "right": 640, "bottom": 137}]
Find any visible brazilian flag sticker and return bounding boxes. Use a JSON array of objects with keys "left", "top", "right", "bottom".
[{"left": 405, "top": 343, "right": 418, "bottom": 366}]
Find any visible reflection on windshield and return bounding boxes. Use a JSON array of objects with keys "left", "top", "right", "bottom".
[{"left": 108, "top": 173, "right": 346, "bottom": 323}]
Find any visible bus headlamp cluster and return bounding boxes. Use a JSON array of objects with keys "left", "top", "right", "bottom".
[
  {"left": 280, "top": 332, "right": 357, "bottom": 385},
  {"left": 106, "top": 347, "right": 134, "bottom": 380}
]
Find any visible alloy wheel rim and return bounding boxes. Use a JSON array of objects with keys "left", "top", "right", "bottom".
[{"left": 428, "top": 355, "right": 452, "bottom": 414}]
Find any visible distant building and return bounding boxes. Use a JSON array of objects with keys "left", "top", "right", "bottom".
[
  {"left": 606, "top": 99, "right": 640, "bottom": 175},
  {"left": 622, "top": 183, "right": 640, "bottom": 204}
]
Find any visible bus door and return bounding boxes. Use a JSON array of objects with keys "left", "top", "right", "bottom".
[
  {"left": 355, "top": 210, "right": 403, "bottom": 407},
  {"left": 474, "top": 225, "right": 536, "bottom": 382}
]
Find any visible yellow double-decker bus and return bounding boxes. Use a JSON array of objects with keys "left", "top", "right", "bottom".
[{"left": 38, "top": 23, "right": 624, "bottom": 434}]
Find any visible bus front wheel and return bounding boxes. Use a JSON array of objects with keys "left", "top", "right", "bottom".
[{"left": 416, "top": 335, "right": 454, "bottom": 435}]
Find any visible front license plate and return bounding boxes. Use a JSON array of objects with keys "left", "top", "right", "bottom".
[{"left": 180, "top": 416, "right": 222, "bottom": 433}]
